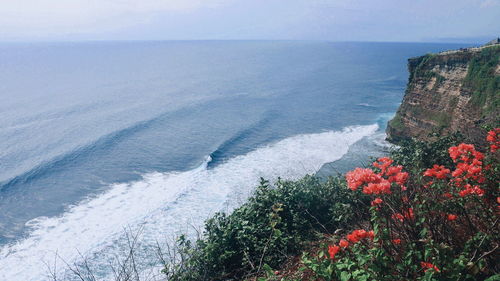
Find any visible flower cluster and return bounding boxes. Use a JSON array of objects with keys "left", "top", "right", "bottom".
[
  {"left": 448, "top": 143, "right": 486, "bottom": 197},
  {"left": 345, "top": 157, "right": 408, "bottom": 199},
  {"left": 486, "top": 128, "right": 500, "bottom": 152},
  {"left": 448, "top": 143, "right": 483, "bottom": 163},
  {"left": 423, "top": 164, "right": 450, "bottom": 179},
  {"left": 314, "top": 132, "right": 498, "bottom": 280},
  {"left": 304, "top": 132, "right": 500, "bottom": 280},
  {"left": 423, "top": 142, "right": 488, "bottom": 197},
  {"left": 328, "top": 229, "right": 374, "bottom": 260},
  {"left": 328, "top": 245, "right": 340, "bottom": 260},
  {"left": 345, "top": 168, "right": 381, "bottom": 191}
]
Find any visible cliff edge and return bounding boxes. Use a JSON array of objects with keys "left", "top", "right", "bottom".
[{"left": 387, "top": 44, "right": 500, "bottom": 147}]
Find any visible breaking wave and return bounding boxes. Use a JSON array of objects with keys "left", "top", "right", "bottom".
[{"left": 0, "top": 124, "right": 378, "bottom": 281}]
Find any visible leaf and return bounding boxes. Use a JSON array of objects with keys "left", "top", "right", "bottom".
[{"left": 340, "top": 271, "right": 352, "bottom": 281}]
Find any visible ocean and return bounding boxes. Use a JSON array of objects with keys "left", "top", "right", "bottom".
[{"left": 0, "top": 41, "right": 468, "bottom": 280}]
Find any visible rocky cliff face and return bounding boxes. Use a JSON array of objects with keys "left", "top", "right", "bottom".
[{"left": 387, "top": 45, "right": 499, "bottom": 147}]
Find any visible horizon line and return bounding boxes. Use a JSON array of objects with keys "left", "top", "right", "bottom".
[{"left": 0, "top": 39, "right": 486, "bottom": 45}]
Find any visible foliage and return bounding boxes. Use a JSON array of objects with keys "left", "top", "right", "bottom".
[
  {"left": 300, "top": 129, "right": 500, "bottom": 281},
  {"left": 464, "top": 46, "right": 500, "bottom": 113},
  {"left": 164, "top": 176, "right": 367, "bottom": 280},
  {"left": 389, "top": 133, "right": 463, "bottom": 171}
]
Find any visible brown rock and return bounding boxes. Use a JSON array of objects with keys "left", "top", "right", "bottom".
[{"left": 387, "top": 45, "right": 500, "bottom": 148}]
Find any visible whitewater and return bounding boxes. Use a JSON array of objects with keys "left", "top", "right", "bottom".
[{"left": 0, "top": 124, "right": 378, "bottom": 280}]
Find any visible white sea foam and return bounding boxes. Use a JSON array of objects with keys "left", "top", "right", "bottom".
[{"left": 0, "top": 124, "right": 378, "bottom": 281}]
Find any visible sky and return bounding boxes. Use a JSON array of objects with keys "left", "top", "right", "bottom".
[{"left": 0, "top": 0, "right": 499, "bottom": 42}]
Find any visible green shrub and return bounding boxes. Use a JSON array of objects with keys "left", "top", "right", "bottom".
[
  {"left": 389, "top": 133, "right": 463, "bottom": 171},
  {"left": 165, "top": 176, "right": 367, "bottom": 280}
]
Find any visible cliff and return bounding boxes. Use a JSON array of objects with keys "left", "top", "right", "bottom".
[{"left": 387, "top": 44, "right": 500, "bottom": 147}]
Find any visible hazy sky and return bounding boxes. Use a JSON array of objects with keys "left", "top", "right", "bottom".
[{"left": 1, "top": 0, "right": 499, "bottom": 42}]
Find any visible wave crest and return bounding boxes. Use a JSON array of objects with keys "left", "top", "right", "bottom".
[{"left": 0, "top": 124, "right": 378, "bottom": 281}]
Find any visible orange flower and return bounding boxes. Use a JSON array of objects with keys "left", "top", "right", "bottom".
[
  {"left": 449, "top": 143, "right": 483, "bottom": 163},
  {"left": 346, "top": 229, "right": 372, "bottom": 243},
  {"left": 346, "top": 157, "right": 407, "bottom": 195},
  {"left": 447, "top": 214, "right": 457, "bottom": 221},
  {"left": 389, "top": 170, "right": 409, "bottom": 186},
  {"left": 328, "top": 245, "right": 340, "bottom": 260},
  {"left": 363, "top": 180, "right": 391, "bottom": 195},
  {"left": 345, "top": 168, "right": 381, "bottom": 191},
  {"left": 373, "top": 157, "right": 394, "bottom": 175},
  {"left": 339, "top": 239, "right": 349, "bottom": 248},
  {"left": 423, "top": 164, "right": 450, "bottom": 179}
]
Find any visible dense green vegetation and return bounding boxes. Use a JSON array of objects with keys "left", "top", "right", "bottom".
[
  {"left": 164, "top": 176, "right": 366, "bottom": 280},
  {"left": 464, "top": 46, "right": 500, "bottom": 113},
  {"left": 162, "top": 132, "right": 499, "bottom": 280}
]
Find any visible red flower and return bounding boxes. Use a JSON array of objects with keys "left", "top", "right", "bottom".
[
  {"left": 371, "top": 197, "right": 383, "bottom": 206},
  {"left": 339, "top": 239, "right": 349, "bottom": 248},
  {"left": 346, "top": 157, "right": 408, "bottom": 195},
  {"left": 389, "top": 171, "right": 409, "bottom": 186},
  {"left": 447, "top": 214, "right": 457, "bottom": 221},
  {"left": 346, "top": 168, "right": 381, "bottom": 191},
  {"left": 421, "top": 262, "right": 440, "bottom": 272},
  {"left": 392, "top": 213, "right": 404, "bottom": 222},
  {"left": 363, "top": 180, "right": 392, "bottom": 195},
  {"left": 424, "top": 164, "right": 450, "bottom": 179},
  {"left": 473, "top": 186, "right": 485, "bottom": 196},
  {"left": 458, "top": 184, "right": 484, "bottom": 197},
  {"left": 328, "top": 245, "right": 340, "bottom": 260},
  {"left": 449, "top": 143, "right": 483, "bottom": 163},
  {"left": 486, "top": 128, "right": 500, "bottom": 152},
  {"left": 392, "top": 239, "right": 401, "bottom": 245},
  {"left": 345, "top": 229, "right": 372, "bottom": 244},
  {"left": 373, "top": 157, "right": 394, "bottom": 175}
]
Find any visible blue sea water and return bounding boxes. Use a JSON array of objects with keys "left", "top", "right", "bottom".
[{"left": 0, "top": 41, "right": 469, "bottom": 280}]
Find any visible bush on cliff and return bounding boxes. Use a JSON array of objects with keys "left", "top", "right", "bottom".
[
  {"left": 297, "top": 129, "right": 499, "bottom": 281},
  {"left": 163, "top": 175, "right": 367, "bottom": 280}
]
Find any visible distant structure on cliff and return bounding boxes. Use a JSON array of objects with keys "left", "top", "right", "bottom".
[{"left": 485, "top": 37, "right": 500, "bottom": 46}]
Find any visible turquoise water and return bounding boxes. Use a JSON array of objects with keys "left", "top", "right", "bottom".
[{"left": 0, "top": 41, "right": 468, "bottom": 280}]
